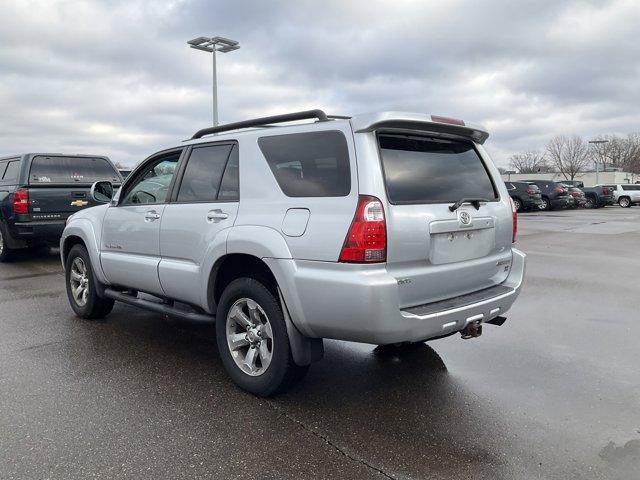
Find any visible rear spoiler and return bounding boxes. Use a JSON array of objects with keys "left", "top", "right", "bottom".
[{"left": 350, "top": 112, "right": 489, "bottom": 144}]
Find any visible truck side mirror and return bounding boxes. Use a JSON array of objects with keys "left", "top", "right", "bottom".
[{"left": 90, "top": 181, "right": 114, "bottom": 203}]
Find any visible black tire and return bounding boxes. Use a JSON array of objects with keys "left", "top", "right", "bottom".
[
  {"left": 216, "top": 277, "right": 308, "bottom": 396},
  {"left": 585, "top": 196, "right": 596, "bottom": 209},
  {"left": 618, "top": 197, "right": 631, "bottom": 208},
  {"left": 0, "top": 221, "right": 15, "bottom": 263},
  {"left": 540, "top": 196, "right": 552, "bottom": 211},
  {"left": 65, "top": 244, "right": 114, "bottom": 319}
]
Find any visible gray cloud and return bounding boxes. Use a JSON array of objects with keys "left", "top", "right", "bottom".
[{"left": 1, "top": 0, "right": 638, "bottom": 166}]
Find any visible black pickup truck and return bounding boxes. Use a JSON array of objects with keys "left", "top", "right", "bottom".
[
  {"left": 581, "top": 185, "right": 614, "bottom": 209},
  {"left": 0, "top": 153, "right": 121, "bottom": 261}
]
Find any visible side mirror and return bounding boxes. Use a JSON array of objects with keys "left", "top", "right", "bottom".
[{"left": 90, "top": 181, "right": 114, "bottom": 203}]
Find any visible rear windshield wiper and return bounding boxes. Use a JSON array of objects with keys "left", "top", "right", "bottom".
[{"left": 448, "top": 198, "right": 489, "bottom": 212}]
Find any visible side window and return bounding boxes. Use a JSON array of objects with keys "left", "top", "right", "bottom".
[
  {"left": 258, "top": 131, "right": 351, "bottom": 197},
  {"left": 3, "top": 161, "right": 20, "bottom": 181},
  {"left": 176, "top": 144, "right": 233, "bottom": 203},
  {"left": 0, "top": 162, "right": 6, "bottom": 179},
  {"left": 218, "top": 145, "right": 239, "bottom": 201},
  {"left": 121, "top": 153, "right": 180, "bottom": 205}
]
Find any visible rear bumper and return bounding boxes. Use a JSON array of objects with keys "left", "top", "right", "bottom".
[
  {"left": 551, "top": 197, "right": 571, "bottom": 208},
  {"left": 10, "top": 220, "right": 66, "bottom": 244},
  {"left": 522, "top": 197, "right": 542, "bottom": 208},
  {"left": 272, "top": 248, "right": 526, "bottom": 345}
]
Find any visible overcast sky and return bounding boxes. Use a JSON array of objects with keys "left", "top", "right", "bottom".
[{"left": 1, "top": 0, "right": 638, "bottom": 167}]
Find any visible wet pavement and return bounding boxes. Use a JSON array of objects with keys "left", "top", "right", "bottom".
[{"left": 1, "top": 207, "right": 639, "bottom": 479}]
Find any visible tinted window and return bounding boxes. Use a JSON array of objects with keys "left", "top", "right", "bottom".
[
  {"left": 621, "top": 185, "right": 640, "bottom": 191},
  {"left": 177, "top": 145, "right": 232, "bottom": 203},
  {"left": 378, "top": 134, "right": 498, "bottom": 204},
  {"left": 121, "top": 154, "right": 180, "bottom": 205},
  {"left": 29, "top": 156, "right": 119, "bottom": 184},
  {"left": 218, "top": 145, "right": 239, "bottom": 201},
  {"left": 258, "top": 131, "right": 350, "bottom": 197},
  {"left": 3, "top": 161, "right": 20, "bottom": 181}
]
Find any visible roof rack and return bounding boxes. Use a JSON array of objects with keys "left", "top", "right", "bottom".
[{"left": 191, "top": 109, "right": 330, "bottom": 139}]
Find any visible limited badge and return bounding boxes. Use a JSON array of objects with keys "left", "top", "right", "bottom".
[{"left": 70, "top": 200, "right": 89, "bottom": 207}]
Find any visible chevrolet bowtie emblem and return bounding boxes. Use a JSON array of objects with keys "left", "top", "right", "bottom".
[{"left": 70, "top": 200, "right": 89, "bottom": 207}]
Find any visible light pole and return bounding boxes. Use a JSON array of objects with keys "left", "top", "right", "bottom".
[
  {"left": 588, "top": 139, "right": 609, "bottom": 185},
  {"left": 188, "top": 36, "right": 240, "bottom": 126}
]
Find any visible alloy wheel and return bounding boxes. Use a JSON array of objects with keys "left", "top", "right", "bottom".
[
  {"left": 69, "top": 257, "right": 89, "bottom": 307},
  {"left": 619, "top": 198, "right": 630, "bottom": 208},
  {"left": 225, "top": 298, "right": 274, "bottom": 376},
  {"left": 513, "top": 199, "right": 521, "bottom": 212}
]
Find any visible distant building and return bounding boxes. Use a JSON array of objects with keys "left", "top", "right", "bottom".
[{"left": 501, "top": 171, "right": 638, "bottom": 187}]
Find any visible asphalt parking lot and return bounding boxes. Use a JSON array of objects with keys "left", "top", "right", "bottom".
[{"left": 1, "top": 207, "right": 639, "bottom": 479}]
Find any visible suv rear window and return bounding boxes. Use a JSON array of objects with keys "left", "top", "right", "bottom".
[
  {"left": 258, "top": 131, "right": 350, "bottom": 197},
  {"left": 29, "top": 156, "right": 120, "bottom": 184},
  {"left": 378, "top": 134, "right": 498, "bottom": 204}
]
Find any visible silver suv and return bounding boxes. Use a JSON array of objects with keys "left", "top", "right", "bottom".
[
  {"left": 609, "top": 184, "right": 640, "bottom": 207},
  {"left": 61, "top": 110, "right": 526, "bottom": 396}
]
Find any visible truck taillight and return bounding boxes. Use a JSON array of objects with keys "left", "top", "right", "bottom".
[
  {"left": 553, "top": 186, "right": 563, "bottom": 194},
  {"left": 526, "top": 188, "right": 536, "bottom": 195},
  {"left": 12, "top": 189, "right": 29, "bottom": 215},
  {"left": 339, "top": 195, "right": 386, "bottom": 263},
  {"left": 509, "top": 197, "right": 518, "bottom": 243}
]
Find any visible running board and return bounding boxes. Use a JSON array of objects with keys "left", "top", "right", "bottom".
[{"left": 103, "top": 288, "right": 215, "bottom": 324}]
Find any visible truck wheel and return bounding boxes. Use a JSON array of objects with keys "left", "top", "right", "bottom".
[
  {"left": 65, "top": 244, "right": 114, "bottom": 319},
  {"left": 216, "top": 277, "right": 308, "bottom": 396},
  {"left": 618, "top": 197, "right": 631, "bottom": 208},
  {"left": 0, "top": 225, "right": 14, "bottom": 263}
]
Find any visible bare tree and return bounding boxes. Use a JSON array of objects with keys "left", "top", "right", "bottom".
[
  {"left": 508, "top": 151, "right": 548, "bottom": 173},
  {"left": 545, "top": 135, "right": 590, "bottom": 181},
  {"left": 588, "top": 133, "right": 640, "bottom": 173}
]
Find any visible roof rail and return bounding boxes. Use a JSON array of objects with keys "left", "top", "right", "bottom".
[{"left": 191, "top": 109, "right": 329, "bottom": 139}]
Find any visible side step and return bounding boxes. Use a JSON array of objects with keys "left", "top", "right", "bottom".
[{"left": 103, "top": 288, "right": 215, "bottom": 324}]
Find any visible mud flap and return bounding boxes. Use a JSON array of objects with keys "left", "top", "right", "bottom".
[{"left": 278, "top": 288, "right": 324, "bottom": 366}]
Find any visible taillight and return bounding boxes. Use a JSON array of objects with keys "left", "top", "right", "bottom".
[
  {"left": 509, "top": 197, "right": 518, "bottom": 243},
  {"left": 603, "top": 187, "right": 610, "bottom": 195},
  {"left": 553, "top": 186, "right": 563, "bottom": 194},
  {"left": 339, "top": 195, "right": 386, "bottom": 263},
  {"left": 12, "top": 189, "right": 29, "bottom": 215},
  {"left": 526, "top": 188, "right": 536, "bottom": 195}
]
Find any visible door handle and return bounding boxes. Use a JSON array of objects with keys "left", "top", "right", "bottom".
[
  {"left": 144, "top": 210, "right": 161, "bottom": 221},
  {"left": 207, "top": 209, "right": 229, "bottom": 222}
]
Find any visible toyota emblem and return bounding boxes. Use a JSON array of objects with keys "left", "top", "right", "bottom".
[{"left": 459, "top": 211, "right": 471, "bottom": 225}]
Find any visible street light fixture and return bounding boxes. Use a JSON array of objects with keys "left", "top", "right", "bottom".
[
  {"left": 188, "top": 36, "right": 240, "bottom": 126},
  {"left": 588, "top": 139, "right": 609, "bottom": 185}
]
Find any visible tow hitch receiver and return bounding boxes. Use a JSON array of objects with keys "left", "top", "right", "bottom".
[{"left": 461, "top": 321, "right": 482, "bottom": 339}]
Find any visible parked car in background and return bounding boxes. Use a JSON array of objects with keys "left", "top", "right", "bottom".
[
  {"left": 505, "top": 181, "right": 542, "bottom": 211},
  {"left": 60, "top": 110, "right": 525, "bottom": 396},
  {"left": 0, "top": 153, "right": 122, "bottom": 262},
  {"left": 118, "top": 168, "right": 132, "bottom": 179},
  {"left": 581, "top": 185, "right": 614, "bottom": 208},
  {"left": 563, "top": 186, "right": 587, "bottom": 208},
  {"left": 522, "top": 180, "right": 572, "bottom": 210},
  {"left": 603, "top": 184, "right": 640, "bottom": 208},
  {"left": 561, "top": 180, "right": 585, "bottom": 188}
]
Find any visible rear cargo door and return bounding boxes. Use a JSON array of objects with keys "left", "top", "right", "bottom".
[
  {"left": 378, "top": 133, "right": 513, "bottom": 308},
  {"left": 27, "top": 155, "right": 121, "bottom": 221}
]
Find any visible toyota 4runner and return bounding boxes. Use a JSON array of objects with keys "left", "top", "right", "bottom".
[{"left": 61, "top": 110, "right": 526, "bottom": 396}]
